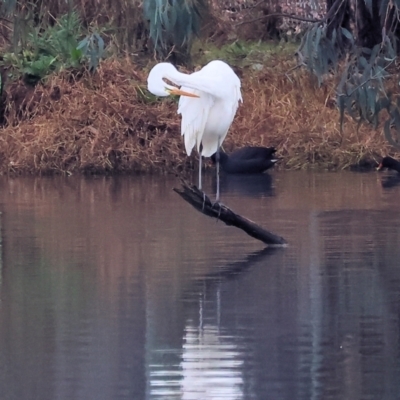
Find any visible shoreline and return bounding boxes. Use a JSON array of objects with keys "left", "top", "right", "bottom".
[{"left": 0, "top": 56, "right": 397, "bottom": 176}]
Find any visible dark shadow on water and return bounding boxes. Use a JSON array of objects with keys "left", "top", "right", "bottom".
[
  {"left": 182, "top": 247, "right": 280, "bottom": 300},
  {"left": 212, "top": 173, "right": 275, "bottom": 198},
  {"left": 380, "top": 174, "right": 400, "bottom": 188}
]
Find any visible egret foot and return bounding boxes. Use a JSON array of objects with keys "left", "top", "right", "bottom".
[
  {"left": 202, "top": 192, "right": 207, "bottom": 211},
  {"left": 211, "top": 200, "right": 223, "bottom": 219}
]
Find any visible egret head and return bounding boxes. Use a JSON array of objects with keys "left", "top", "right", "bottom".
[{"left": 147, "top": 62, "right": 199, "bottom": 98}]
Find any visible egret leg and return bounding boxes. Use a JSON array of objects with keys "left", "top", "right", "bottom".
[
  {"left": 198, "top": 154, "right": 202, "bottom": 190},
  {"left": 216, "top": 137, "right": 221, "bottom": 202}
]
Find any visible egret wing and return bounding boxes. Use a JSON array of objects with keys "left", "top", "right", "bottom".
[
  {"left": 199, "top": 84, "right": 242, "bottom": 157},
  {"left": 170, "top": 61, "right": 242, "bottom": 103},
  {"left": 178, "top": 88, "right": 214, "bottom": 155}
]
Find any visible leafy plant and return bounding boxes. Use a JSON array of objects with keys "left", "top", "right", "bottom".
[
  {"left": 297, "top": 24, "right": 340, "bottom": 86},
  {"left": 23, "top": 55, "right": 57, "bottom": 80},
  {"left": 337, "top": 39, "right": 395, "bottom": 126},
  {"left": 0, "top": 9, "right": 105, "bottom": 84},
  {"left": 143, "top": 0, "right": 208, "bottom": 64},
  {"left": 77, "top": 33, "right": 104, "bottom": 72},
  {"left": 30, "top": 12, "right": 82, "bottom": 65},
  {"left": 297, "top": 0, "right": 400, "bottom": 149}
]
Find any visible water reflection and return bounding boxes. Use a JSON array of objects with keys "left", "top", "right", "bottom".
[
  {"left": 180, "top": 324, "right": 243, "bottom": 400},
  {"left": 185, "top": 247, "right": 278, "bottom": 293},
  {"left": 149, "top": 248, "right": 277, "bottom": 399},
  {"left": 217, "top": 173, "right": 275, "bottom": 198},
  {"left": 0, "top": 173, "right": 399, "bottom": 399},
  {"left": 179, "top": 249, "right": 278, "bottom": 400},
  {"left": 380, "top": 174, "right": 400, "bottom": 188}
]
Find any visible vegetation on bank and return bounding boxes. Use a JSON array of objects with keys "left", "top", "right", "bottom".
[
  {"left": 0, "top": 51, "right": 394, "bottom": 176},
  {"left": 0, "top": 1, "right": 399, "bottom": 175}
]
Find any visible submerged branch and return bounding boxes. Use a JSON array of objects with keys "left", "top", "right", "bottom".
[{"left": 173, "top": 180, "right": 287, "bottom": 246}]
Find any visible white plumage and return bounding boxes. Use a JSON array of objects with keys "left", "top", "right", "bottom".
[{"left": 147, "top": 60, "right": 242, "bottom": 200}]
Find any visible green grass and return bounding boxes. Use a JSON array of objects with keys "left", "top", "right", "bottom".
[{"left": 191, "top": 40, "right": 298, "bottom": 68}]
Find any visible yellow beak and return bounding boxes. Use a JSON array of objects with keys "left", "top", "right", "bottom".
[{"left": 166, "top": 87, "right": 200, "bottom": 98}]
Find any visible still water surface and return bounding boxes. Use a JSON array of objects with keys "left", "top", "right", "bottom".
[{"left": 0, "top": 171, "right": 399, "bottom": 400}]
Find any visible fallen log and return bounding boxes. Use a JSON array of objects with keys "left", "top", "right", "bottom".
[{"left": 173, "top": 180, "right": 287, "bottom": 246}]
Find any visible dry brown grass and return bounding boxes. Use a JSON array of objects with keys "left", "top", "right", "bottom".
[
  {"left": 0, "top": 55, "right": 397, "bottom": 175},
  {"left": 231, "top": 57, "right": 397, "bottom": 171},
  {"left": 0, "top": 59, "right": 191, "bottom": 175}
]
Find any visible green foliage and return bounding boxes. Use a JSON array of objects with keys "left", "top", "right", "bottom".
[
  {"left": 192, "top": 40, "right": 296, "bottom": 68},
  {"left": 297, "top": 25, "right": 339, "bottom": 85},
  {"left": 298, "top": 2, "right": 400, "bottom": 150},
  {"left": 337, "top": 40, "right": 394, "bottom": 128},
  {"left": 23, "top": 54, "right": 58, "bottom": 79},
  {"left": 77, "top": 33, "right": 105, "bottom": 72},
  {"left": 335, "top": 35, "right": 400, "bottom": 148},
  {"left": 1, "top": 0, "right": 148, "bottom": 55},
  {"left": 0, "top": 9, "right": 105, "bottom": 84},
  {"left": 32, "top": 12, "right": 82, "bottom": 62},
  {"left": 143, "top": 0, "right": 208, "bottom": 63},
  {"left": 1, "top": 0, "right": 18, "bottom": 16}
]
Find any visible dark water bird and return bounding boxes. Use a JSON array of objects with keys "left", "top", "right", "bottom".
[
  {"left": 211, "top": 146, "right": 277, "bottom": 174},
  {"left": 377, "top": 156, "right": 400, "bottom": 173}
]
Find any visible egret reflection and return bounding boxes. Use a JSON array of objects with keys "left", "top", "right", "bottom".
[{"left": 180, "top": 323, "right": 243, "bottom": 399}]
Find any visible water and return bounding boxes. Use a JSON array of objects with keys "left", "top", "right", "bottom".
[{"left": 0, "top": 171, "right": 399, "bottom": 400}]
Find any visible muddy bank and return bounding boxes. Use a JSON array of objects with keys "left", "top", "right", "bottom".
[{"left": 0, "top": 56, "right": 396, "bottom": 176}]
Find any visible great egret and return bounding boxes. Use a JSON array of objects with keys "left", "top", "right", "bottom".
[
  {"left": 147, "top": 60, "right": 242, "bottom": 201},
  {"left": 377, "top": 156, "right": 400, "bottom": 173},
  {"left": 211, "top": 146, "right": 277, "bottom": 174}
]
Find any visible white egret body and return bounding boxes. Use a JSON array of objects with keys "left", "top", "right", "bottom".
[{"left": 147, "top": 60, "right": 242, "bottom": 200}]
